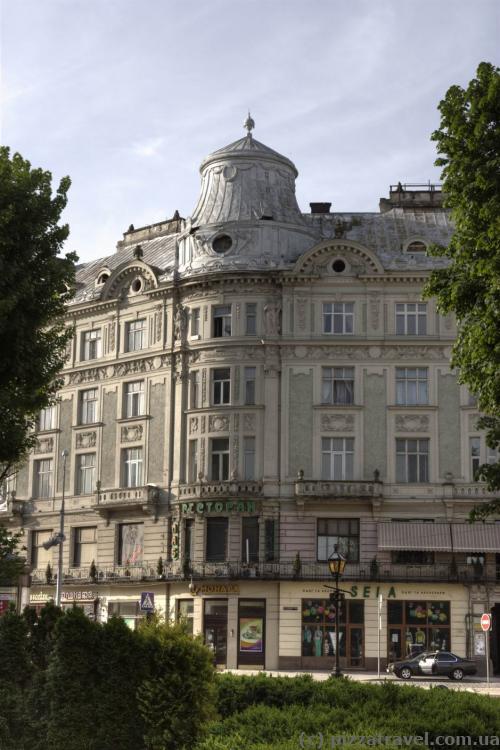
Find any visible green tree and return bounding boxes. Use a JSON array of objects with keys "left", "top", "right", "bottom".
[
  {"left": 0, "top": 525, "right": 25, "bottom": 583},
  {"left": 0, "top": 148, "right": 77, "bottom": 484},
  {"left": 423, "top": 62, "right": 500, "bottom": 518},
  {"left": 137, "top": 618, "right": 216, "bottom": 750},
  {"left": 0, "top": 608, "right": 32, "bottom": 749}
]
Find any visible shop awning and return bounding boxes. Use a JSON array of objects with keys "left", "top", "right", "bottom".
[
  {"left": 378, "top": 522, "right": 500, "bottom": 552},
  {"left": 378, "top": 523, "right": 452, "bottom": 551}
]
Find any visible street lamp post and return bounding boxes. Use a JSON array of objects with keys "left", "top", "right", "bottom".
[
  {"left": 55, "top": 449, "right": 69, "bottom": 608},
  {"left": 328, "top": 544, "right": 346, "bottom": 678}
]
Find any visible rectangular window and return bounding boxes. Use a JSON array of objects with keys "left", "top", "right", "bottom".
[
  {"left": 31, "top": 530, "right": 53, "bottom": 568},
  {"left": 317, "top": 519, "right": 359, "bottom": 562},
  {"left": 79, "top": 388, "right": 98, "bottom": 425},
  {"left": 126, "top": 319, "right": 147, "bottom": 352},
  {"left": 191, "top": 371, "right": 200, "bottom": 409},
  {"left": 321, "top": 367, "right": 354, "bottom": 405},
  {"left": 188, "top": 440, "right": 198, "bottom": 483},
  {"left": 264, "top": 519, "right": 278, "bottom": 562},
  {"left": 487, "top": 446, "right": 500, "bottom": 465},
  {"left": 124, "top": 381, "right": 145, "bottom": 418},
  {"left": 322, "top": 302, "right": 354, "bottom": 334},
  {"left": 395, "top": 303, "right": 427, "bottom": 335},
  {"left": 396, "top": 367, "right": 428, "bottom": 405},
  {"left": 206, "top": 517, "right": 228, "bottom": 562},
  {"left": 191, "top": 308, "right": 200, "bottom": 337},
  {"left": 122, "top": 448, "right": 143, "bottom": 488},
  {"left": 118, "top": 523, "right": 143, "bottom": 565},
  {"left": 244, "top": 367, "right": 256, "bottom": 405},
  {"left": 245, "top": 303, "right": 257, "bottom": 335},
  {"left": 470, "top": 437, "right": 481, "bottom": 479},
  {"left": 210, "top": 438, "right": 229, "bottom": 481},
  {"left": 391, "top": 550, "right": 435, "bottom": 565},
  {"left": 34, "top": 458, "right": 53, "bottom": 498},
  {"left": 387, "top": 600, "right": 450, "bottom": 660},
  {"left": 73, "top": 527, "right": 97, "bottom": 567},
  {"left": 76, "top": 453, "right": 95, "bottom": 495},
  {"left": 213, "top": 305, "right": 231, "bottom": 338},
  {"left": 243, "top": 436, "right": 256, "bottom": 480},
  {"left": 321, "top": 437, "right": 354, "bottom": 480},
  {"left": 242, "top": 517, "right": 259, "bottom": 563},
  {"left": 82, "top": 329, "right": 102, "bottom": 360},
  {"left": 38, "top": 406, "right": 55, "bottom": 431},
  {"left": 212, "top": 368, "right": 230, "bottom": 405},
  {"left": 396, "top": 438, "right": 429, "bottom": 482}
]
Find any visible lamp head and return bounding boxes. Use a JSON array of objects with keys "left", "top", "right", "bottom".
[{"left": 328, "top": 544, "right": 346, "bottom": 577}]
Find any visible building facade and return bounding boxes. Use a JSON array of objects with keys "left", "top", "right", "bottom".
[{"left": 2, "top": 119, "right": 500, "bottom": 672}]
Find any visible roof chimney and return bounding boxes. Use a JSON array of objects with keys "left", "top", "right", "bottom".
[{"left": 310, "top": 202, "right": 332, "bottom": 214}]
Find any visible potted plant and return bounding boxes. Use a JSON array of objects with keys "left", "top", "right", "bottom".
[
  {"left": 182, "top": 558, "right": 191, "bottom": 580},
  {"left": 292, "top": 552, "right": 302, "bottom": 580},
  {"left": 157, "top": 556, "right": 164, "bottom": 579},
  {"left": 370, "top": 557, "right": 379, "bottom": 580},
  {"left": 45, "top": 562, "right": 53, "bottom": 585},
  {"left": 89, "top": 559, "right": 98, "bottom": 584}
]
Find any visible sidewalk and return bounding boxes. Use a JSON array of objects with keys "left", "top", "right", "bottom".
[{"left": 223, "top": 668, "right": 500, "bottom": 695}]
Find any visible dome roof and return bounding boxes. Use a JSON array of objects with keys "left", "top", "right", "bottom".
[{"left": 199, "top": 133, "right": 298, "bottom": 176}]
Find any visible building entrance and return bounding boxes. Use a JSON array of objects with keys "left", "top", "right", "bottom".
[{"left": 204, "top": 599, "right": 228, "bottom": 666}]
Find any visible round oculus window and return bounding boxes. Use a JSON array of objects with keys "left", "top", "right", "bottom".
[
  {"left": 131, "top": 278, "right": 143, "bottom": 293},
  {"left": 332, "top": 259, "right": 346, "bottom": 273},
  {"left": 212, "top": 234, "right": 233, "bottom": 253}
]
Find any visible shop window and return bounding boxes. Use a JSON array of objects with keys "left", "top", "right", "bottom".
[
  {"left": 108, "top": 601, "right": 143, "bottom": 630},
  {"left": 301, "top": 598, "right": 364, "bottom": 666},
  {"left": 241, "top": 517, "right": 259, "bottom": 564},
  {"left": 387, "top": 600, "right": 450, "bottom": 662},
  {"left": 238, "top": 599, "right": 265, "bottom": 666},
  {"left": 391, "top": 550, "right": 435, "bottom": 565},
  {"left": 118, "top": 523, "right": 143, "bottom": 566},
  {"left": 321, "top": 367, "right": 354, "bottom": 405},
  {"left": 206, "top": 517, "right": 228, "bottom": 562},
  {"left": 177, "top": 599, "right": 194, "bottom": 635},
  {"left": 317, "top": 518, "right": 359, "bottom": 563}
]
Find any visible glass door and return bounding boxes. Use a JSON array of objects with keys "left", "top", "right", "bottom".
[{"left": 204, "top": 599, "right": 228, "bottom": 666}]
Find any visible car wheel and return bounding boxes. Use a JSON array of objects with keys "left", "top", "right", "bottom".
[
  {"left": 451, "top": 668, "right": 464, "bottom": 681},
  {"left": 400, "top": 667, "right": 412, "bottom": 680}
]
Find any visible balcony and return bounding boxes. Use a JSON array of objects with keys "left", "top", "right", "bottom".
[
  {"left": 177, "top": 480, "right": 263, "bottom": 500},
  {"left": 0, "top": 493, "right": 25, "bottom": 520},
  {"left": 91, "top": 485, "right": 160, "bottom": 521},
  {"left": 451, "top": 483, "right": 500, "bottom": 499},
  {"left": 295, "top": 478, "right": 382, "bottom": 501},
  {"left": 29, "top": 560, "right": 500, "bottom": 586}
]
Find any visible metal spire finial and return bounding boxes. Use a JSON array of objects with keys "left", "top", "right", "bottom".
[{"left": 244, "top": 111, "right": 255, "bottom": 136}]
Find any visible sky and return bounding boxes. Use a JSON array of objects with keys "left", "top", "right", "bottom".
[{"left": 1, "top": 0, "right": 499, "bottom": 264}]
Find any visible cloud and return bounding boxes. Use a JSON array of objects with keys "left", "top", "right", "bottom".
[{"left": 129, "top": 137, "right": 165, "bottom": 158}]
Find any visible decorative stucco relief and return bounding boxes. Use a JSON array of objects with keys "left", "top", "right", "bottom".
[
  {"left": 66, "top": 354, "right": 172, "bottom": 385},
  {"left": 120, "top": 425, "right": 143, "bottom": 442},
  {"left": 243, "top": 414, "right": 256, "bottom": 431},
  {"left": 281, "top": 345, "right": 449, "bottom": 361},
  {"left": 35, "top": 437, "right": 54, "bottom": 454},
  {"left": 209, "top": 415, "right": 230, "bottom": 432},
  {"left": 189, "top": 417, "right": 199, "bottom": 434},
  {"left": 395, "top": 415, "right": 429, "bottom": 432},
  {"left": 75, "top": 431, "right": 97, "bottom": 449},
  {"left": 320, "top": 414, "right": 355, "bottom": 432}
]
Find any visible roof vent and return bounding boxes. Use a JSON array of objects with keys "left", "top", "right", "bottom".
[{"left": 310, "top": 202, "right": 331, "bottom": 214}]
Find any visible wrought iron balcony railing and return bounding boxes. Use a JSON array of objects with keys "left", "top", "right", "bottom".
[{"left": 29, "top": 560, "right": 500, "bottom": 586}]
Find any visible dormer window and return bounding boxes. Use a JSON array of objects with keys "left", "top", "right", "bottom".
[
  {"left": 406, "top": 240, "right": 427, "bottom": 254},
  {"left": 97, "top": 272, "right": 109, "bottom": 285}
]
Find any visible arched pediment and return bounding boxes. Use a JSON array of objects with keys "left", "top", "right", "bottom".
[
  {"left": 101, "top": 259, "right": 159, "bottom": 300},
  {"left": 293, "top": 239, "right": 384, "bottom": 276}
]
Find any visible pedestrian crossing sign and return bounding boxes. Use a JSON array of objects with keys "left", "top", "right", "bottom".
[{"left": 140, "top": 592, "right": 155, "bottom": 612}]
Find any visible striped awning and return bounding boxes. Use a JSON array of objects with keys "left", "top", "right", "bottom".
[{"left": 378, "top": 522, "right": 500, "bottom": 552}]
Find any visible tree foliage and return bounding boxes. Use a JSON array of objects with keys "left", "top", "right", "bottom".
[
  {"left": 0, "top": 525, "right": 25, "bottom": 584},
  {"left": 0, "top": 147, "right": 77, "bottom": 483},
  {"left": 423, "top": 62, "right": 500, "bottom": 517}
]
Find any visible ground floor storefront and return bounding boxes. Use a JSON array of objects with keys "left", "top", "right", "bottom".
[{"left": 27, "top": 579, "right": 500, "bottom": 674}]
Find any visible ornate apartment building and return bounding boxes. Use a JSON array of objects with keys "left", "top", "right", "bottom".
[{"left": 2, "top": 118, "right": 500, "bottom": 672}]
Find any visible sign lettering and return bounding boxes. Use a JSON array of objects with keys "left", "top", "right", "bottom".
[{"left": 181, "top": 500, "right": 256, "bottom": 515}]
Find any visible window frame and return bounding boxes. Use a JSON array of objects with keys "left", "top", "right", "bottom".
[
  {"left": 321, "top": 437, "right": 354, "bottom": 480},
  {"left": 396, "top": 438, "right": 429, "bottom": 483},
  {"left": 395, "top": 303, "right": 427, "bottom": 336},
  {"left": 191, "top": 308, "right": 200, "bottom": 337},
  {"left": 244, "top": 366, "right": 256, "bottom": 405},
  {"left": 321, "top": 366, "right": 354, "bottom": 405},
  {"left": 322, "top": 302, "right": 354, "bottom": 335},
  {"left": 210, "top": 438, "right": 230, "bottom": 481},
  {"left": 245, "top": 303, "right": 257, "bottom": 335},
  {"left": 212, "top": 305, "right": 232, "bottom": 338},
  {"left": 81, "top": 329, "right": 102, "bottom": 361},
  {"left": 395, "top": 367, "right": 429, "bottom": 406},
  {"left": 124, "top": 380, "right": 145, "bottom": 418},
  {"left": 34, "top": 458, "right": 54, "bottom": 499},
  {"left": 243, "top": 436, "right": 256, "bottom": 480},
  {"left": 205, "top": 517, "right": 228, "bottom": 562},
  {"left": 212, "top": 368, "right": 231, "bottom": 406},
  {"left": 79, "top": 388, "right": 98, "bottom": 425},
  {"left": 126, "top": 318, "right": 147, "bottom": 352},
  {"left": 38, "top": 406, "right": 55, "bottom": 432},
  {"left": 122, "top": 447, "right": 143, "bottom": 488},
  {"left": 72, "top": 526, "right": 97, "bottom": 567},
  {"left": 76, "top": 452, "right": 96, "bottom": 496},
  {"left": 317, "top": 518, "right": 360, "bottom": 563}
]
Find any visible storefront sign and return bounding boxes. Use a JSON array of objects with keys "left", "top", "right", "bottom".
[
  {"left": 181, "top": 500, "right": 256, "bottom": 515},
  {"left": 30, "top": 590, "right": 96, "bottom": 603},
  {"left": 240, "top": 617, "right": 263, "bottom": 652},
  {"left": 195, "top": 584, "right": 240, "bottom": 595},
  {"left": 302, "top": 585, "right": 397, "bottom": 599}
]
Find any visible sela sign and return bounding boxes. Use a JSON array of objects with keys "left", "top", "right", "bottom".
[
  {"left": 181, "top": 500, "right": 256, "bottom": 515},
  {"left": 481, "top": 613, "right": 492, "bottom": 632}
]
